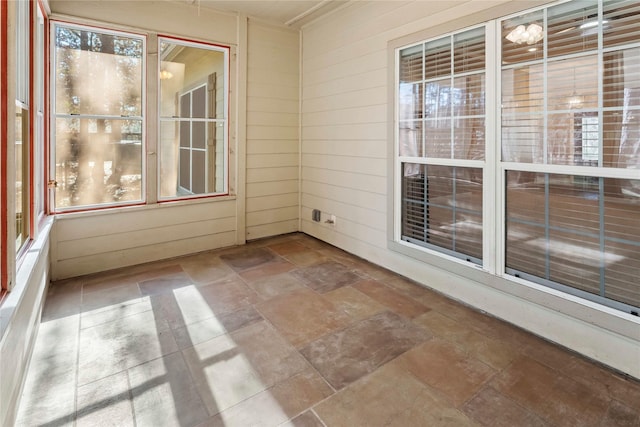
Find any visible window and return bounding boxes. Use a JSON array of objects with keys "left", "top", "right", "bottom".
[
  {"left": 51, "top": 25, "right": 230, "bottom": 210},
  {"left": 35, "top": 5, "right": 46, "bottom": 220},
  {"left": 15, "top": 0, "right": 30, "bottom": 253},
  {"left": 398, "top": 27, "right": 486, "bottom": 265},
  {"left": 502, "top": 0, "right": 640, "bottom": 310},
  {"left": 52, "top": 23, "right": 144, "bottom": 211},
  {"left": 396, "top": 0, "right": 640, "bottom": 313},
  {"left": 158, "top": 38, "right": 228, "bottom": 199}
]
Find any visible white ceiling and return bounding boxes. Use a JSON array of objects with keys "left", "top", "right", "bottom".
[{"left": 186, "top": 0, "right": 348, "bottom": 27}]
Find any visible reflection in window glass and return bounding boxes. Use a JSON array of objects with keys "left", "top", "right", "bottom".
[
  {"left": 53, "top": 23, "right": 144, "bottom": 209},
  {"left": 159, "top": 39, "right": 228, "bottom": 199},
  {"left": 398, "top": 27, "right": 485, "bottom": 161},
  {"left": 402, "top": 163, "right": 483, "bottom": 263},
  {"left": 505, "top": 172, "right": 640, "bottom": 308}
]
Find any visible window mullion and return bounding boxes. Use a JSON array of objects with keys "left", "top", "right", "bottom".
[{"left": 486, "top": 20, "right": 498, "bottom": 275}]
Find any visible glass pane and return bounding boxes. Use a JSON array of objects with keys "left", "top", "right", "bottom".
[
  {"left": 192, "top": 150, "right": 206, "bottom": 194},
  {"left": 159, "top": 39, "right": 227, "bottom": 198},
  {"left": 502, "top": 10, "right": 544, "bottom": 65},
  {"left": 547, "top": 112, "right": 600, "bottom": 166},
  {"left": 602, "top": 48, "right": 640, "bottom": 170},
  {"left": 399, "top": 44, "right": 422, "bottom": 83},
  {"left": 454, "top": 74, "right": 485, "bottom": 117},
  {"left": 179, "top": 148, "right": 190, "bottom": 191},
  {"left": 548, "top": 231, "right": 601, "bottom": 295},
  {"left": 603, "top": 111, "right": 640, "bottom": 170},
  {"left": 603, "top": 48, "right": 640, "bottom": 109},
  {"left": 424, "top": 37, "right": 451, "bottom": 79},
  {"left": 604, "top": 0, "right": 640, "bottom": 48},
  {"left": 604, "top": 178, "right": 640, "bottom": 307},
  {"left": 160, "top": 44, "right": 225, "bottom": 120},
  {"left": 193, "top": 122, "right": 206, "bottom": 149},
  {"left": 454, "top": 117, "right": 484, "bottom": 160},
  {"left": 54, "top": 26, "right": 143, "bottom": 116},
  {"left": 501, "top": 114, "right": 543, "bottom": 163},
  {"left": 454, "top": 27, "right": 485, "bottom": 74},
  {"left": 453, "top": 74, "right": 485, "bottom": 161},
  {"left": 424, "top": 79, "right": 452, "bottom": 119},
  {"left": 398, "top": 82, "right": 423, "bottom": 120},
  {"left": 425, "top": 118, "right": 451, "bottom": 158},
  {"left": 502, "top": 64, "right": 543, "bottom": 115},
  {"left": 547, "top": 0, "right": 598, "bottom": 58},
  {"left": 506, "top": 173, "right": 640, "bottom": 308},
  {"left": 547, "top": 56, "right": 598, "bottom": 111},
  {"left": 54, "top": 118, "right": 142, "bottom": 208},
  {"left": 399, "top": 120, "right": 423, "bottom": 157},
  {"left": 401, "top": 163, "right": 427, "bottom": 241},
  {"left": 402, "top": 164, "right": 482, "bottom": 262}
]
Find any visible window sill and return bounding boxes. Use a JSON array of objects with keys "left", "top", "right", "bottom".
[
  {"left": 0, "top": 216, "right": 53, "bottom": 341},
  {"left": 54, "top": 195, "right": 237, "bottom": 220}
]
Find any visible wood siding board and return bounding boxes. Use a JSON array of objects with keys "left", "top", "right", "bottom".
[
  {"left": 303, "top": 166, "right": 386, "bottom": 194},
  {"left": 247, "top": 97, "right": 298, "bottom": 114},
  {"left": 246, "top": 180, "right": 299, "bottom": 198},
  {"left": 246, "top": 153, "right": 299, "bottom": 168},
  {"left": 246, "top": 220, "right": 298, "bottom": 241},
  {"left": 55, "top": 201, "right": 236, "bottom": 242},
  {"left": 246, "top": 206, "right": 299, "bottom": 226},
  {"left": 246, "top": 193, "right": 299, "bottom": 213},
  {"left": 247, "top": 166, "right": 299, "bottom": 184},
  {"left": 246, "top": 139, "right": 299, "bottom": 155},
  {"left": 55, "top": 231, "right": 237, "bottom": 280},
  {"left": 247, "top": 111, "right": 299, "bottom": 127},
  {"left": 302, "top": 181, "right": 386, "bottom": 213},
  {"left": 57, "top": 217, "right": 236, "bottom": 260},
  {"left": 302, "top": 139, "right": 387, "bottom": 158},
  {"left": 301, "top": 153, "right": 386, "bottom": 177},
  {"left": 302, "top": 86, "right": 386, "bottom": 113}
]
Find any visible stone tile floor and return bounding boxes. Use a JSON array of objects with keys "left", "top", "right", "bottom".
[{"left": 16, "top": 233, "right": 640, "bottom": 426}]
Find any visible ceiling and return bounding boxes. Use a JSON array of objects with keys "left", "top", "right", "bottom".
[{"left": 183, "top": 0, "right": 348, "bottom": 27}]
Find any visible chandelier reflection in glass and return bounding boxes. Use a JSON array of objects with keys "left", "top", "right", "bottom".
[{"left": 505, "top": 23, "right": 544, "bottom": 45}]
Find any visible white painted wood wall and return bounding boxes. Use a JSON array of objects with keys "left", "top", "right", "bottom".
[
  {"left": 246, "top": 21, "right": 300, "bottom": 240},
  {"left": 300, "top": 0, "right": 640, "bottom": 379}
]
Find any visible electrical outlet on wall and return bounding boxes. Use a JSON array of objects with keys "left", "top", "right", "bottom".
[{"left": 326, "top": 214, "right": 336, "bottom": 226}]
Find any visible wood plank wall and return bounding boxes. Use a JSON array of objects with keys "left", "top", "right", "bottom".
[{"left": 246, "top": 21, "right": 300, "bottom": 240}]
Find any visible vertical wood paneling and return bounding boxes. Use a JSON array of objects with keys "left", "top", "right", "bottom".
[{"left": 246, "top": 21, "right": 299, "bottom": 241}]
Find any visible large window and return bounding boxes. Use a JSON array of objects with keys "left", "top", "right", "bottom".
[
  {"left": 396, "top": 0, "right": 640, "bottom": 313},
  {"left": 502, "top": 0, "right": 640, "bottom": 310},
  {"left": 51, "top": 24, "right": 230, "bottom": 210},
  {"left": 158, "top": 38, "right": 228, "bottom": 199},
  {"left": 398, "top": 27, "right": 486, "bottom": 265},
  {"left": 52, "top": 23, "right": 144, "bottom": 211}
]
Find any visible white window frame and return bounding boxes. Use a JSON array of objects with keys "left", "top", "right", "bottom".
[
  {"left": 50, "top": 21, "right": 146, "bottom": 212},
  {"left": 393, "top": 23, "right": 496, "bottom": 273},
  {"left": 392, "top": 0, "right": 640, "bottom": 314},
  {"left": 157, "top": 36, "right": 229, "bottom": 201}
]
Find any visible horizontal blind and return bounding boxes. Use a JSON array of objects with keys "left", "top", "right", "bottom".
[
  {"left": 603, "top": 0, "right": 640, "bottom": 48},
  {"left": 401, "top": 164, "right": 483, "bottom": 264},
  {"left": 505, "top": 173, "right": 640, "bottom": 308}
]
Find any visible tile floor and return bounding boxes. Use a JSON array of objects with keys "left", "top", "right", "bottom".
[{"left": 15, "top": 233, "right": 640, "bottom": 427}]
